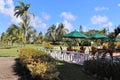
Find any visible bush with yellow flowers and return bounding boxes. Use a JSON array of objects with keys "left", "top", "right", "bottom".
[{"left": 19, "top": 48, "right": 59, "bottom": 80}]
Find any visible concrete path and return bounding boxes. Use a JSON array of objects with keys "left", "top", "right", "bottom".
[{"left": 0, "top": 57, "right": 19, "bottom": 80}]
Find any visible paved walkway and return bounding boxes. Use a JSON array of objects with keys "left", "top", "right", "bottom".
[{"left": 0, "top": 57, "right": 19, "bottom": 80}]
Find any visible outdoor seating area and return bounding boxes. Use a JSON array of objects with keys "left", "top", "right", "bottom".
[
  {"left": 39, "top": 47, "right": 118, "bottom": 65},
  {"left": 40, "top": 42, "right": 120, "bottom": 65}
]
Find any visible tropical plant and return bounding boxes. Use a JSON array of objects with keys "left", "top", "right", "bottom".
[
  {"left": 56, "top": 23, "right": 68, "bottom": 41},
  {"left": 1, "top": 32, "right": 10, "bottom": 45},
  {"left": 85, "top": 29, "right": 107, "bottom": 36},
  {"left": 14, "top": 1, "right": 35, "bottom": 46},
  {"left": 14, "top": 1, "right": 30, "bottom": 17},
  {"left": 114, "top": 25, "right": 120, "bottom": 37},
  {"left": 6, "top": 24, "right": 19, "bottom": 45},
  {"left": 36, "top": 32, "right": 43, "bottom": 44},
  {"left": 45, "top": 24, "right": 56, "bottom": 44}
]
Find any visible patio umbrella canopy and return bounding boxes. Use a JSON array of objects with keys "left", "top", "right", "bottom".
[
  {"left": 89, "top": 33, "right": 107, "bottom": 39},
  {"left": 104, "top": 38, "right": 120, "bottom": 42},
  {"left": 63, "top": 30, "right": 88, "bottom": 38},
  {"left": 63, "top": 30, "right": 88, "bottom": 49}
]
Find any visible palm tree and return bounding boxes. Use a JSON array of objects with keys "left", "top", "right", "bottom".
[
  {"left": 79, "top": 25, "right": 83, "bottom": 33},
  {"left": 18, "top": 22, "right": 33, "bottom": 44},
  {"left": 56, "top": 23, "right": 68, "bottom": 41},
  {"left": 6, "top": 24, "right": 19, "bottom": 45},
  {"left": 14, "top": 1, "right": 30, "bottom": 17},
  {"left": 36, "top": 32, "right": 43, "bottom": 44},
  {"left": 1, "top": 32, "right": 10, "bottom": 45},
  {"left": 14, "top": 1, "right": 34, "bottom": 46},
  {"left": 46, "top": 24, "right": 56, "bottom": 44}
]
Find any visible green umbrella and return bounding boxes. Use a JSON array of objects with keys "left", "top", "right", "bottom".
[
  {"left": 104, "top": 38, "right": 120, "bottom": 42},
  {"left": 115, "top": 38, "right": 120, "bottom": 42},
  {"left": 63, "top": 30, "right": 88, "bottom": 38},
  {"left": 89, "top": 33, "right": 107, "bottom": 39},
  {"left": 64, "top": 30, "right": 88, "bottom": 49}
]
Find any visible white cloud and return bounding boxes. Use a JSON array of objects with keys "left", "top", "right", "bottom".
[
  {"left": 91, "top": 15, "right": 108, "bottom": 25},
  {"left": 0, "top": 0, "right": 46, "bottom": 30},
  {"left": 41, "top": 12, "right": 50, "bottom": 20},
  {"left": 103, "top": 22, "right": 113, "bottom": 28},
  {"left": 60, "top": 12, "right": 76, "bottom": 21},
  {"left": 81, "top": 25, "right": 88, "bottom": 32},
  {"left": 0, "top": 0, "right": 21, "bottom": 23},
  {"left": 30, "top": 16, "right": 46, "bottom": 29},
  {"left": 55, "top": 22, "right": 60, "bottom": 28},
  {"left": 63, "top": 20, "right": 73, "bottom": 31},
  {"left": 95, "top": 7, "right": 109, "bottom": 11},
  {"left": 102, "top": 22, "right": 114, "bottom": 32},
  {"left": 118, "top": 3, "right": 120, "bottom": 7}
]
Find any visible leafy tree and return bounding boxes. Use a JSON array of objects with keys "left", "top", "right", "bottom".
[
  {"left": 56, "top": 23, "right": 68, "bottom": 41},
  {"left": 6, "top": 24, "right": 19, "bottom": 45},
  {"left": 99, "top": 28, "right": 107, "bottom": 35},
  {"left": 85, "top": 29, "right": 107, "bottom": 36},
  {"left": 45, "top": 24, "right": 56, "bottom": 44},
  {"left": 14, "top": 1, "right": 34, "bottom": 46},
  {"left": 14, "top": 1, "right": 30, "bottom": 17},
  {"left": 36, "top": 32, "right": 43, "bottom": 44},
  {"left": 1, "top": 32, "right": 10, "bottom": 45},
  {"left": 114, "top": 25, "right": 120, "bottom": 37}
]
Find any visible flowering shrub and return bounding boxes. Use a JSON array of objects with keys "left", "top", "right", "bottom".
[{"left": 19, "top": 48, "right": 59, "bottom": 80}]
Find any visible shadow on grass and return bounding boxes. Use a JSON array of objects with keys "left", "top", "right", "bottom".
[
  {"left": 56, "top": 61, "right": 96, "bottom": 80},
  {"left": 12, "top": 58, "right": 42, "bottom": 80}
]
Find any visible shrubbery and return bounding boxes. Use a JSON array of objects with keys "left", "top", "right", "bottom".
[
  {"left": 83, "top": 59, "right": 120, "bottom": 80},
  {"left": 43, "top": 42, "right": 54, "bottom": 49},
  {"left": 19, "top": 48, "right": 59, "bottom": 80}
]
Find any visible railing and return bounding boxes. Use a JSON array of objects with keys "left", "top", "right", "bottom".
[
  {"left": 38, "top": 48, "right": 120, "bottom": 65},
  {"left": 38, "top": 48, "right": 90, "bottom": 65}
]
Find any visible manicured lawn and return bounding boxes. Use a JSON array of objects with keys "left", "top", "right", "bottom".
[
  {"left": 0, "top": 49, "right": 18, "bottom": 57},
  {"left": 56, "top": 61, "right": 96, "bottom": 80},
  {"left": 0, "top": 44, "right": 43, "bottom": 57},
  {"left": 0, "top": 48, "right": 19, "bottom": 57}
]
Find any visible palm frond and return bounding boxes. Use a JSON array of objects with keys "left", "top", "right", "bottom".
[
  {"left": 14, "top": 6, "right": 21, "bottom": 11},
  {"left": 18, "top": 1, "right": 25, "bottom": 7}
]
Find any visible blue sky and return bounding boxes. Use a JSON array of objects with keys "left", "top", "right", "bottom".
[{"left": 1, "top": 0, "right": 120, "bottom": 35}]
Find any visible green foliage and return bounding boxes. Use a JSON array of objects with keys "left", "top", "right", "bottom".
[
  {"left": 112, "top": 58, "right": 120, "bottom": 80},
  {"left": 84, "top": 59, "right": 120, "bottom": 80},
  {"left": 81, "top": 40, "right": 91, "bottom": 46},
  {"left": 19, "top": 48, "right": 59, "bottom": 80},
  {"left": 43, "top": 42, "right": 54, "bottom": 49}
]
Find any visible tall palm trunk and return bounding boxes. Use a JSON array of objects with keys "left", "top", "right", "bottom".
[{"left": 23, "top": 30, "right": 26, "bottom": 47}]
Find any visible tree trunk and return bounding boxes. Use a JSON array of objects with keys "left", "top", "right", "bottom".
[{"left": 23, "top": 31, "right": 26, "bottom": 47}]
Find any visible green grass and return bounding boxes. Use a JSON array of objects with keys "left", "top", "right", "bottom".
[
  {"left": 0, "top": 44, "right": 43, "bottom": 57},
  {"left": 0, "top": 48, "right": 19, "bottom": 57},
  {"left": 56, "top": 61, "right": 96, "bottom": 80}
]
